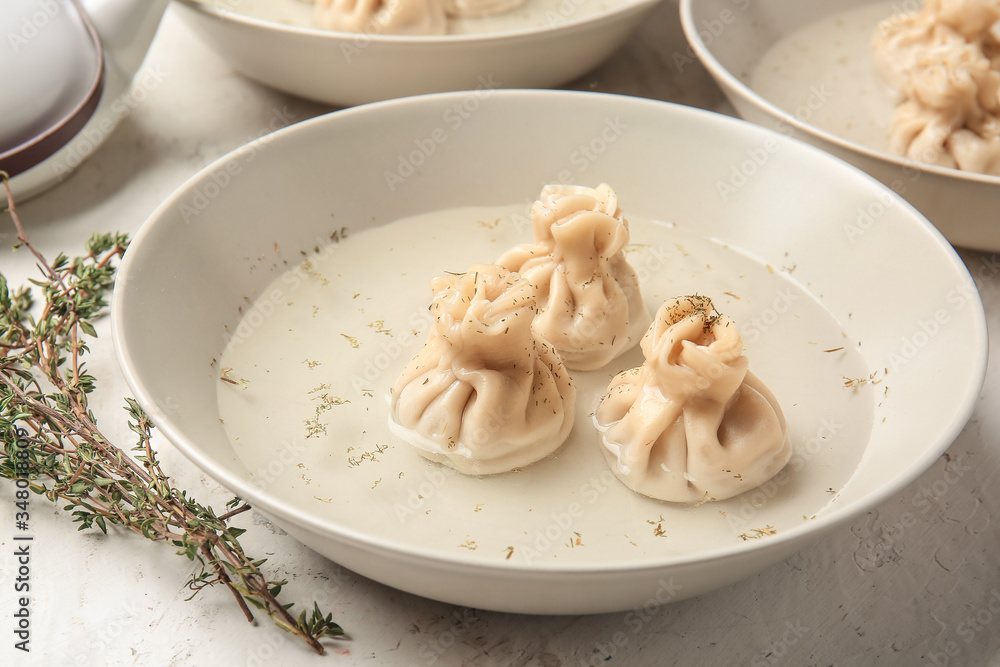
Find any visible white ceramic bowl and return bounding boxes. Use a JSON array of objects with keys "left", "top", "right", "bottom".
[
  {"left": 113, "top": 90, "right": 987, "bottom": 614},
  {"left": 173, "top": 0, "right": 663, "bottom": 107},
  {"left": 680, "top": 0, "right": 1000, "bottom": 252}
]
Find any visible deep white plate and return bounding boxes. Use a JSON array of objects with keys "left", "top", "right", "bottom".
[
  {"left": 113, "top": 90, "right": 987, "bottom": 614},
  {"left": 173, "top": 0, "right": 663, "bottom": 107}
]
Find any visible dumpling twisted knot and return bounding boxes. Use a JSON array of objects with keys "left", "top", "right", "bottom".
[
  {"left": 638, "top": 295, "right": 747, "bottom": 403},
  {"left": 595, "top": 296, "right": 791, "bottom": 503}
]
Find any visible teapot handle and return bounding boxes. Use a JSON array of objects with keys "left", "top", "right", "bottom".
[{"left": 0, "top": 0, "right": 104, "bottom": 178}]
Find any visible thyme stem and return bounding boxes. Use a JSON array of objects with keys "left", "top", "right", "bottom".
[
  {"left": 217, "top": 504, "right": 253, "bottom": 522},
  {"left": 0, "top": 174, "right": 343, "bottom": 654}
]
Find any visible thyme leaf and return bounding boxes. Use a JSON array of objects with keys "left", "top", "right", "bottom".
[{"left": 0, "top": 174, "right": 343, "bottom": 654}]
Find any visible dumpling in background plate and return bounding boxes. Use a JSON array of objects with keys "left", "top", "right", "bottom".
[
  {"left": 873, "top": 0, "right": 1000, "bottom": 174},
  {"left": 594, "top": 295, "right": 791, "bottom": 503},
  {"left": 444, "top": 0, "right": 525, "bottom": 18},
  {"left": 315, "top": 0, "right": 446, "bottom": 35},
  {"left": 497, "top": 183, "right": 650, "bottom": 371},
  {"left": 389, "top": 264, "right": 575, "bottom": 475},
  {"left": 884, "top": 40, "right": 1000, "bottom": 174}
]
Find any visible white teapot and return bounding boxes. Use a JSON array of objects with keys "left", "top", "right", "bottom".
[{"left": 0, "top": 0, "right": 169, "bottom": 199}]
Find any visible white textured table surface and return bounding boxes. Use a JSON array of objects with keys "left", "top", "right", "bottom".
[{"left": 3, "top": 3, "right": 1000, "bottom": 665}]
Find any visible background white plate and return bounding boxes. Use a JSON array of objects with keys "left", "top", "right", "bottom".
[
  {"left": 680, "top": 0, "right": 1000, "bottom": 252},
  {"left": 113, "top": 90, "right": 987, "bottom": 614},
  {"left": 173, "top": 0, "right": 663, "bottom": 107}
]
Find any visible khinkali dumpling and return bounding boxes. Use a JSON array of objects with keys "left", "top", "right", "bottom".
[
  {"left": 496, "top": 184, "right": 650, "bottom": 371},
  {"left": 918, "top": 0, "right": 1000, "bottom": 51},
  {"left": 885, "top": 43, "right": 1000, "bottom": 173},
  {"left": 950, "top": 124, "right": 1000, "bottom": 172},
  {"left": 595, "top": 296, "right": 791, "bottom": 503},
  {"left": 873, "top": 0, "right": 1000, "bottom": 174},
  {"left": 444, "top": 0, "right": 525, "bottom": 18},
  {"left": 315, "top": 0, "right": 446, "bottom": 35},
  {"left": 389, "top": 264, "right": 575, "bottom": 475},
  {"left": 873, "top": 0, "right": 1000, "bottom": 87}
]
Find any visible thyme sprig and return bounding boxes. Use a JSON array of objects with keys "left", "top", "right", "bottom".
[{"left": 0, "top": 176, "right": 343, "bottom": 654}]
